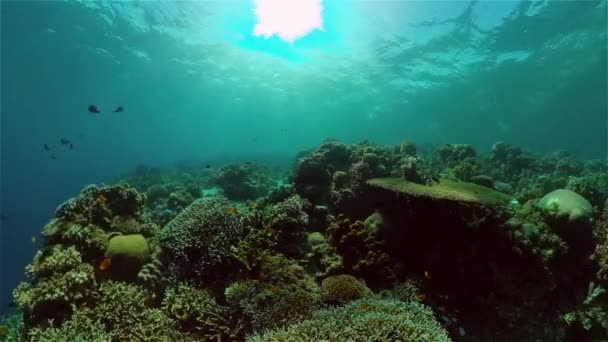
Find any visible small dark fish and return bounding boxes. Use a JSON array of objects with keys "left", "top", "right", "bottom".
[
  {"left": 50, "top": 155, "right": 57, "bottom": 160},
  {"left": 113, "top": 106, "right": 124, "bottom": 113},
  {"left": 205, "top": 164, "right": 211, "bottom": 169},
  {"left": 431, "top": 176, "right": 440, "bottom": 183},
  {"left": 0, "top": 214, "right": 8, "bottom": 221},
  {"left": 60, "top": 138, "right": 70, "bottom": 145},
  {"left": 43, "top": 144, "right": 51, "bottom": 152},
  {"left": 88, "top": 105, "right": 101, "bottom": 113},
  {"left": 69, "top": 143, "right": 74, "bottom": 150}
]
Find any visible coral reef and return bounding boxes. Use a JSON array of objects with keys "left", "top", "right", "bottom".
[
  {"left": 13, "top": 245, "right": 97, "bottom": 326},
  {"left": 327, "top": 215, "right": 395, "bottom": 289},
  {"left": 11, "top": 139, "right": 608, "bottom": 342},
  {"left": 248, "top": 297, "right": 450, "bottom": 342},
  {"left": 216, "top": 163, "right": 274, "bottom": 200},
  {"left": 159, "top": 198, "right": 244, "bottom": 284}
]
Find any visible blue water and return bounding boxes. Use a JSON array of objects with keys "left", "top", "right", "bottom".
[{"left": 0, "top": 0, "right": 606, "bottom": 313}]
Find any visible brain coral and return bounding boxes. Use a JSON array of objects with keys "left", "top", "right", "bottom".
[
  {"left": 539, "top": 189, "right": 593, "bottom": 223},
  {"left": 321, "top": 274, "right": 371, "bottom": 306},
  {"left": 248, "top": 298, "right": 450, "bottom": 342},
  {"left": 159, "top": 198, "right": 244, "bottom": 282}
]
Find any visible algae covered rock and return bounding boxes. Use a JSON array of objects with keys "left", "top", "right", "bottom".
[{"left": 539, "top": 189, "right": 593, "bottom": 226}]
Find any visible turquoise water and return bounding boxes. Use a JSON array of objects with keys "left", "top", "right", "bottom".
[{"left": 0, "top": 0, "right": 606, "bottom": 330}]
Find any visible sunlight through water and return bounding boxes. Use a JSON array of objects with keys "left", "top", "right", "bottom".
[{"left": 252, "top": 0, "right": 324, "bottom": 43}]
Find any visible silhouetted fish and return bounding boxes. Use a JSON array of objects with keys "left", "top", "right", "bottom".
[
  {"left": 50, "top": 155, "right": 57, "bottom": 160},
  {"left": 0, "top": 213, "right": 8, "bottom": 221},
  {"left": 113, "top": 106, "right": 124, "bottom": 113},
  {"left": 43, "top": 144, "right": 50, "bottom": 152},
  {"left": 88, "top": 105, "right": 101, "bottom": 113},
  {"left": 205, "top": 164, "right": 211, "bottom": 169},
  {"left": 60, "top": 138, "right": 70, "bottom": 145},
  {"left": 69, "top": 143, "right": 74, "bottom": 150}
]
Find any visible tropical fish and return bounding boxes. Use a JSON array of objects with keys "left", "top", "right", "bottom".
[
  {"left": 0, "top": 325, "right": 8, "bottom": 336},
  {"left": 113, "top": 105, "right": 124, "bottom": 113},
  {"left": 88, "top": 105, "right": 101, "bottom": 113},
  {"left": 417, "top": 293, "right": 427, "bottom": 301},
  {"left": 98, "top": 194, "right": 108, "bottom": 203},
  {"left": 98, "top": 257, "right": 112, "bottom": 271},
  {"left": 31, "top": 236, "right": 37, "bottom": 244},
  {"left": 227, "top": 207, "right": 238, "bottom": 214},
  {"left": 424, "top": 270, "right": 431, "bottom": 280},
  {"left": 249, "top": 202, "right": 258, "bottom": 209}
]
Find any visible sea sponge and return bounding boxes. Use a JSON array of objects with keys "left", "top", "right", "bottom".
[
  {"left": 539, "top": 189, "right": 593, "bottom": 231},
  {"left": 320, "top": 274, "right": 371, "bottom": 306},
  {"left": 248, "top": 298, "right": 450, "bottom": 342},
  {"left": 159, "top": 198, "right": 243, "bottom": 282}
]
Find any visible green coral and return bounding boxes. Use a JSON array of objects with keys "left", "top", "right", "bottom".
[
  {"left": 13, "top": 246, "right": 96, "bottom": 325},
  {"left": 563, "top": 282, "right": 608, "bottom": 338},
  {"left": 389, "top": 280, "right": 423, "bottom": 303},
  {"left": 225, "top": 253, "right": 320, "bottom": 331},
  {"left": 79, "top": 281, "right": 189, "bottom": 341},
  {"left": 162, "top": 283, "right": 242, "bottom": 340},
  {"left": 159, "top": 198, "right": 243, "bottom": 283},
  {"left": 320, "top": 274, "right": 371, "bottom": 306},
  {"left": 26, "top": 310, "right": 111, "bottom": 342},
  {"left": 248, "top": 298, "right": 450, "bottom": 342}
]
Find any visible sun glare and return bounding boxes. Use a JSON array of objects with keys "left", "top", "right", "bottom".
[{"left": 252, "top": 0, "right": 324, "bottom": 43}]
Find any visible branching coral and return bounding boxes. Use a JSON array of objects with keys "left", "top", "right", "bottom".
[
  {"left": 13, "top": 245, "right": 97, "bottom": 326},
  {"left": 26, "top": 309, "right": 112, "bottom": 342},
  {"left": 162, "top": 283, "right": 243, "bottom": 341},
  {"left": 248, "top": 298, "right": 450, "bottom": 342},
  {"left": 563, "top": 282, "right": 608, "bottom": 339},
  {"left": 159, "top": 198, "right": 243, "bottom": 283},
  {"left": 266, "top": 195, "right": 310, "bottom": 258},
  {"left": 225, "top": 253, "right": 320, "bottom": 331},
  {"left": 327, "top": 215, "right": 395, "bottom": 289}
]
